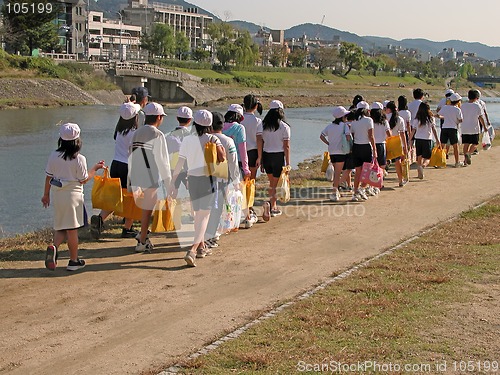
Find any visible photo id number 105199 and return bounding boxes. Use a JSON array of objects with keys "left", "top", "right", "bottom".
[{"left": 5, "top": 2, "right": 53, "bottom": 14}]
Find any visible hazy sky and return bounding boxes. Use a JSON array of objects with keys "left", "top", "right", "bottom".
[{"left": 190, "top": 0, "right": 500, "bottom": 47}]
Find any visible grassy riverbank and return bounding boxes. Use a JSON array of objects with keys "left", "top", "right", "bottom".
[{"left": 165, "top": 197, "right": 500, "bottom": 374}]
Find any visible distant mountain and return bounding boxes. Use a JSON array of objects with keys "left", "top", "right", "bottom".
[
  {"left": 229, "top": 21, "right": 500, "bottom": 61},
  {"left": 87, "top": 0, "right": 500, "bottom": 60}
]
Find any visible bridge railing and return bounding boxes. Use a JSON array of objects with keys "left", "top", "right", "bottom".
[{"left": 114, "top": 62, "right": 180, "bottom": 78}]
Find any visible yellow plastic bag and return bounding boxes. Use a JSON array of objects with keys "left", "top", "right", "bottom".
[
  {"left": 241, "top": 179, "right": 255, "bottom": 209},
  {"left": 386, "top": 135, "right": 404, "bottom": 160},
  {"left": 114, "top": 189, "right": 142, "bottom": 221},
  {"left": 212, "top": 160, "right": 229, "bottom": 179},
  {"left": 204, "top": 142, "right": 217, "bottom": 176},
  {"left": 321, "top": 151, "right": 330, "bottom": 173},
  {"left": 91, "top": 167, "right": 123, "bottom": 212},
  {"left": 276, "top": 166, "right": 291, "bottom": 203},
  {"left": 152, "top": 199, "right": 180, "bottom": 232},
  {"left": 402, "top": 158, "right": 410, "bottom": 182},
  {"left": 429, "top": 147, "right": 446, "bottom": 168}
]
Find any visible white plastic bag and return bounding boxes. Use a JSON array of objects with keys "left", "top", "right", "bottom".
[
  {"left": 488, "top": 126, "right": 495, "bottom": 141},
  {"left": 482, "top": 131, "right": 492, "bottom": 150},
  {"left": 325, "top": 163, "right": 334, "bottom": 182}
]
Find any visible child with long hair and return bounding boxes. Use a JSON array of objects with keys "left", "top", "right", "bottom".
[
  {"left": 409, "top": 102, "right": 441, "bottom": 179},
  {"left": 386, "top": 101, "right": 409, "bottom": 186},
  {"left": 370, "top": 102, "right": 392, "bottom": 191},
  {"left": 42, "top": 123, "right": 104, "bottom": 271},
  {"left": 256, "top": 100, "right": 291, "bottom": 217},
  {"left": 349, "top": 101, "right": 377, "bottom": 201}
]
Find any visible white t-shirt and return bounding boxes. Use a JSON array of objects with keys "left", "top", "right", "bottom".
[
  {"left": 241, "top": 112, "right": 261, "bottom": 151},
  {"left": 411, "top": 118, "right": 436, "bottom": 140},
  {"left": 113, "top": 130, "right": 135, "bottom": 164},
  {"left": 321, "top": 122, "right": 351, "bottom": 155},
  {"left": 373, "top": 120, "right": 390, "bottom": 143},
  {"left": 350, "top": 116, "right": 374, "bottom": 145},
  {"left": 438, "top": 105, "right": 462, "bottom": 129},
  {"left": 399, "top": 109, "right": 411, "bottom": 129},
  {"left": 408, "top": 99, "right": 423, "bottom": 120},
  {"left": 45, "top": 152, "right": 88, "bottom": 182},
  {"left": 387, "top": 113, "right": 406, "bottom": 134},
  {"left": 460, "top": 102, "right": 484, "bottom": 135},
  {"left": 436, "top": 97, "right": 448, "bottom": 112},
  {"left": 478, "top": 99, "right": 489, "bottom": 125},
  {"left": 256, "top": 120, "right": 291, "bottom": 153},
  {"left": 213, "top": 133, "right": 240, "bottom": 183},
  {"left": 179, "top": 133, "right": 222, "bottom": 177}
]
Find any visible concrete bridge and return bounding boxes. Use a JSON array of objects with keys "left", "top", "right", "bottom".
[
  {"left": 468, "top": 76, "right": 499, "bottom": 88},
  {"left": 91, "top": 61, "right": 202, "bottom": 104}
]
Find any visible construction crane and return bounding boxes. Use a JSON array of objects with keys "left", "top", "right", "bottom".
[{"left": 315, "top": 15, "right": 325, "bottom": 40}]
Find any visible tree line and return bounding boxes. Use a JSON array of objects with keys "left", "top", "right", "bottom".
[{"left": 1, "top": 3, "right": 499, "bottom": 81}]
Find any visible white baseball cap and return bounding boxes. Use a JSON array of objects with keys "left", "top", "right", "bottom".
[
  {"left": 450, "top": 93, "right": 462, "bottom": 102},
  {"left": 382, "top": 100, "right": 390, "bottom": 108},
  {"left": 445, "top": 88, "right": 455, "bottom": 96},
  {"left": 176, "top": 106, "right": 193, "bottom": 119},
  {"left": 227, "top": 104, "right": 244, "bottom": 117},
  {"left": 59, "top": 123, "right": 81, "bottom": 141},
  {"left": 119, "top": 102, "right": 140, "bottom": 120},
  {"left": 356, "top": 101, "right": 370, "bottom": 110},
  {"left": 194, "top": 109, "right": 213, "bottom": 127},
  {"left": 144, "top": 102, "right": 167, "bottom": 116},
  {"left": 332, "top": 106, "right": 350, "bottom": 119},
  {"left": 269, "top": 100, "right": 284, "bottom": 109},
  {"left": 370, "top": 102, "right": 383, "bottom": 110}
]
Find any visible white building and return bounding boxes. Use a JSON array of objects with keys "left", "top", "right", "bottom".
[{"left": 121, "top": 0, "right": 213, "bottom": 51}]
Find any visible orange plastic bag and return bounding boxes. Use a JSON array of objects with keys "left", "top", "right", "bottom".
[
  {"left": 321, "top": 151, "right": 330, "bottom": 173},
  {"left": 114, "top": 189, "right": 142, "bottom": 221},
  {"left": 152, "top": 199, "right": 180, "bottom": 232},
  {"left": 429, "top": 147, "right": 446, "bottom": 168},
  {"left": 204, "top": 142, "right": 218, "bottom": 176},
  {"left": 91, "top": 167, "right": 123, "bottom": 212},
  {"left": 241, "top": 179, "right": 255, "bottom": 209},
  {"left": 386, "top": 135, "right": 404, "bottom": 160}
]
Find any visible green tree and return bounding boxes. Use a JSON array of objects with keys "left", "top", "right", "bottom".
[
  {"left": 458, "top": 62, "right": 475, "bottom": 79},
  {"left": 1, "top": 0, "right": 61, "bottom": 55},
  {"left": 312, "top": 46, "right": 338, "bottom": 74},
  {"left": 339, "top": 42, "right": 366, "bottom": 76},
  {"left": 288, "top": 48, "right": 307, "bottom": 67},
  {"left": 268, "top": 44, "right": 288, "bottom": 67},
  {"left": 206, "top": 21, "right": 235, "bottom": 66},
  {"left": 192, "top": 47, "right": 210, "bottom": 62},
  {"left": 233, "top": 30, "right": 259, "bottom": 66},
  {"left": 379, "top": 54, "right": 396, "bottom": 72},
  {"left": 174, "top": 31, "right": 190, "bottom": 60},
  {"left": 141, "top": 23, "right": 175, "bottom": 59},
  {"left": 366, "top": 57, "right": 384, "bottom": 76}
]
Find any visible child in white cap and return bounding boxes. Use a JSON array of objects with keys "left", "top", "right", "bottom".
[
  {"left": 128, "top": 102, "right": 172, "bottom": 252},
  {"left": 90, "top": 102, "right": 140, "bottom": 240},
  {"left": 320, "top": 106, "right": 352, "bottom": 201},
  {"left": 42, "top": 123, "right": 105, "bottom": 271},
  {"left": 170, "top": 109, "right": 226, "bottom": 267}
]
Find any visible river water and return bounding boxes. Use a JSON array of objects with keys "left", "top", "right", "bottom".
[{"left": 1, "top": 100, "right": 499, "bottom": 237}]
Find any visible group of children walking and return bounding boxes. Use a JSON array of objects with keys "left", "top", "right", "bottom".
[
  {"left": 320, "top": 88, "right": 493, "bottom": 203},
  {"left": 42, "top": 88, "right": 291, "bottom": 270},
  {"left": 41, "top": 87, "right": 493, "bottom": 271}
]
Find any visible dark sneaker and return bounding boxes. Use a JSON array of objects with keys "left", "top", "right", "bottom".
[
  {"left": 135, "top": 238, "right": 153, "bottom": 253},
  {"left": 121, "top": 228, "right": 139, "bottom": 238},
  {"left": 66, "top": 258, "right": 85, "bottom": 271},
  {"left": 44, "top": 245, "right": 57, "bottom": 271},
  {"left": 90, "top": 215, "right": 103, "bottom": 240}
]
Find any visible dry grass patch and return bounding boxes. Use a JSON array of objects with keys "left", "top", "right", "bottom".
[{"left": 177, "top": 198, "right": 500, "bottom": 374}]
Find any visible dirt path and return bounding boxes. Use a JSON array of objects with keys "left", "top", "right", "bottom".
[{"left": 1, "top": 147, "right": 500, "bottom": 375}]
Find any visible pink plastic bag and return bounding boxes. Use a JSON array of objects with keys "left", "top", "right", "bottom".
[{"left": 360, "top": 159, "right": 384, "bottom": 188}]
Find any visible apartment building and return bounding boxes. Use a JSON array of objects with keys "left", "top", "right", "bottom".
[{"left": 121, "top": 0, "right": 213, "bottom": 51}]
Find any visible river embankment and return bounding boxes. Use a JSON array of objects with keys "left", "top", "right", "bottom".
[{"left": 2, "top": 77, "right": 498, "bottom": 110}]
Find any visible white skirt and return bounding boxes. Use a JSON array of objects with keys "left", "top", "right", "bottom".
[{"left": 52, "top": 182, "right": 85, "bottom": 231}]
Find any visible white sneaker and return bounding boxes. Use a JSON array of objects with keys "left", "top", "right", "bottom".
[
  {"left": 365, "top": 186, "right": 376, "bottom": 197},
  {"left": 135, "top": 238, "right": 153, "bottom": 253},
  {"left": 351, "top": 194, "right": 361, "bottom": 202},
  {"left": 329, "top": 193, "right": 339, "bottom": 202},
  {"left": 372, "top": 187, "right": 380, "bottom": 195},
  {"left": 417, "top": 165, "right": 424, "bottom": 180},
  {"left": 357, "top": 189, "right": 369, "bottom": 200},
  {"left": 249, "top": 212, "right": 259, "bottom": 224}
]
